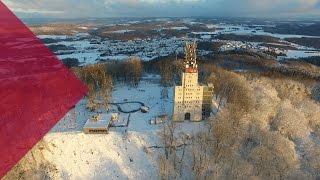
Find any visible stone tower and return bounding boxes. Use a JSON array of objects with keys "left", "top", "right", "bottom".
[{"left": 172, "top": 42, "right": 204, "bottom": 122}]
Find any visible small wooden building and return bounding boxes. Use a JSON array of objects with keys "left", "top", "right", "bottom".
[{"left": 83, "top": 114, "right": 117, "bottom": 134}]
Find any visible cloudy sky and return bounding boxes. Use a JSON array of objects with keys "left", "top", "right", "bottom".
[{"left": 2, "top": 0, "right": 320, "bottom": 19}]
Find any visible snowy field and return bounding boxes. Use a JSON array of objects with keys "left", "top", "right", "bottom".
[
  {"left": 196, "top": 23, "right": 320, "bottom": 39},
  {"left": 43, "top": 79, "right": 207, "bottom": 179},
  {"left": 283, "top": 50, "right": 320, "bottom": 59}
]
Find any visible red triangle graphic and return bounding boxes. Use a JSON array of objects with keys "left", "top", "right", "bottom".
[{"left": 0, "top": 2, "right": 87, "bottom": 177}]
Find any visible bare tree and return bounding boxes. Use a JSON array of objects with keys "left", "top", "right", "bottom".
[
  {"left": 123, "top": 57, "right": 143, "bottom": 87},
  {"left": 73, "top": 64, "right": 113, "bottom": 111},
  {"left": 188, "top": 131, "right": 215, "bottom": 180}
]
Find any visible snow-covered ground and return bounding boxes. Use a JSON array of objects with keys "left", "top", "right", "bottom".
[
  {"left": 43, "top": 79, "right": 207, "bottom": 179},
  {"left": 109, "top": 30, "right": 135, "bottom": 33},
  {"left": 38, "top": 35, "right": 68, "bottom": 39},
  {"left": 163, "top": 26, "right": 189, "bottom": 30},
  {"left": 283, "top": 50, "right": 320, "bottom": 59},
  {"left": 59, "top": 52, "right": 101, "bottom": 64}
]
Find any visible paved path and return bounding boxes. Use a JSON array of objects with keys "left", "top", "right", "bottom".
[{"left": 109, "top": 101, "right": 145, "bottom": 113}]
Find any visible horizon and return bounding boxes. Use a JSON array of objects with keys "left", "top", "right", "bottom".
[
  {"left": 17, "top": 16, "right": 320, "bottom": 26},
  {"left": 19, "top": 16, "right": 320, "bottom": 21},
  {"left": 3, "top": 0, "right": 320, "bottom": 20}
]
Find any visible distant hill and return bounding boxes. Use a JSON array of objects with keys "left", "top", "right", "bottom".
[
  {"left": 263, "top": 23, "right": 320, "bottom": 36},
  {"left": 285, "top": 37, "right": 320, "bottom": 49}
]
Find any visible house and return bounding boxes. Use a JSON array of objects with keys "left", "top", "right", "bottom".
[{"left": 83, "top": 113, "right": 118, "bottom": 134}]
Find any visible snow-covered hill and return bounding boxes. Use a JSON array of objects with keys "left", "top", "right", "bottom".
[{"left": 40, "top": 79, "right": 206, "bottom": 179}]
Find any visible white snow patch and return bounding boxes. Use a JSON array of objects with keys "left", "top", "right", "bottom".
[
  {"left": 100, "top": 55, "right": 129, "bottom": 61},
  {"left": 201, "top": 35, "right": 212, "bottom": 39},
  {"left": 283, "top": 50, "right": 320, "bottom": 59},
  {"left": 37, "top": 35, "right": 68, "bottom": 39},
  {"left": 164, "top": 26, "right": 189, "bottom": 30},
  {"left": 79, "top": 26, "right": 88, "bottom": 30},
  {"left": 110, "top": 30, "right": 135, "bottom": 33},
  {"left": 206, "top": 24, "right": 217, "bottom": 29},
  {"left": 58, "top": 52, "right": 100, "bottom": 65}
]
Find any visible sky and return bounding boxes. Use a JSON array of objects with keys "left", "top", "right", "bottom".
[{"left": 2, "top": 0, "right": 320, "bottom": 19}]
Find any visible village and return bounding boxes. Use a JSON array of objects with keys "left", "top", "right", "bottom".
[{"left": 37, "top": 19, "right": 320, "bottom": 67}]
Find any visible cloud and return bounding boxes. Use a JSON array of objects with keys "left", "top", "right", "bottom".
[
  {"left": 2, "top": 0, "right": 320, "bottom": 18},
  {"left": 206, "top": 0, "right": 320, "bottom": 17}
]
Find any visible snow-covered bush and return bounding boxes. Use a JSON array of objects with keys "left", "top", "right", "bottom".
[
  {"left": 297, "top": 100, "right": 320, "bottom": 137},
  {"left": 209, "top": 68, "right": 253, "bottom": 113},
  {"left": 248, "top": 132, "right": 299, "bottom": 179},
  {"left": 272, "top": 78, "right": 309, "bottom": 104},
  {"left": 249, "top": 77, "right": 280, "bottom": 129},
  {"left": 271, "top": 100, "right": 310, "bottom": 140}
]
